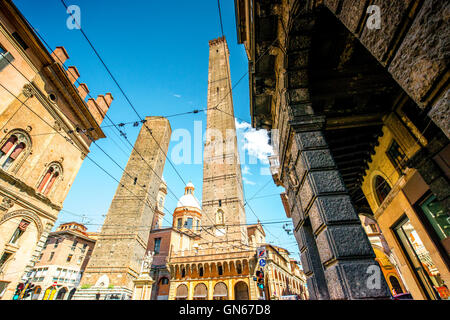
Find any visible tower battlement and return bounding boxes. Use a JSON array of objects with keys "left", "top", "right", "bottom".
[{"left": 209, "top": 36, "right": 228, "bottom": 50}]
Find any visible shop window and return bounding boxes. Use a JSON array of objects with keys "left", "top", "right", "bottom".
[
  {"left": 374, "top": 175, "right": 391, "bottom": 205},
  {"left": 386, "top": 140, "right": 407, "bottom": 171},
  {"left": 394, "top": 217, "right": 446, "bottom": 300},
  {"left": 0, "top": 131, "right": 31, "bottom": 172},
  {"left": 419, "top": 195, "right": 449, "bottom": 242},
  {"left": 154, "top": 238, "right": 161, "bottom": 254},
  {"left": 9, "top": 219, "right": 30, "bottom": 245}
]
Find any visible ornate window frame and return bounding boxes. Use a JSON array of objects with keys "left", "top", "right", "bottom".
[
  {"left": 0, "top": 129, "right": 32, "bottom": 174},
  {"left": 36, "top": 162, "right": 63, "bottom": 198}
]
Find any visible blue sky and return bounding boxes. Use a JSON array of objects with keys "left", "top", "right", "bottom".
[{"left": 14, "top": 0, "right": 300, "bottom": 259}]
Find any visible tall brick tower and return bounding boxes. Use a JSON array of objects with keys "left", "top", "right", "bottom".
[
  {"left": 201, "top": 37, "right": 248, "bottom": 247},
  {"left": 75, "top": 117, "right": 171, "bottom": 299}
]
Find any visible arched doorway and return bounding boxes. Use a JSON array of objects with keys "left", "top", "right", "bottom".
[
  {"left": 55, "top": 287, "right": 67, "bottom": 300},
  {"left": 213, "top": 282, "right": 228, "bottom": 300},
  {"left": 67, "top": 288, "right": 76, "bottom": 300},
  {"left": 157, "top": 277, "right": 170, "bottom": 300},
  {"left": 234, "top": 281, "right": 249, "bottom": 300},
  {"left": 389, "top": 276, "right": 404, "bottom": 295},
  {"left": 193, "top": 283, "right": 208, "bottom": 300},
  {"left": 175, "top": 284, "right": 188, "bottom": 300}
]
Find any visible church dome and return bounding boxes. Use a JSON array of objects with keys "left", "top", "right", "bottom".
[{"left": 176, "top": 182, "right": 201, "bottom": 211}]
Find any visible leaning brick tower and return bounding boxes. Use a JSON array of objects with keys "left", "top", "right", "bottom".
[
  {"left": 200, "top": 37, "right": 248, "bottom": 247},
  {"left": 74, "top": 117, "right": 171, "bottom": 299}
]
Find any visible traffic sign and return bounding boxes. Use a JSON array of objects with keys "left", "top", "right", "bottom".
[
  {"left": 257, "top": 247, "right": 267, "bottom": 258},
  {"left": 259, "top": 259, "right": 266, "bottom": 267}
]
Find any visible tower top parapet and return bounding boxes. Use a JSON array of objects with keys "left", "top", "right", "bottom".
[{"left": 209, "top": 36, "right": 228, "bottom": 48}]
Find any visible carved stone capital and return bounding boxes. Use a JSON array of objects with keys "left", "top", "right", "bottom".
[
  {"left": 0, "top": 195, "right": 15, "bottom": 211},
  {"left": 22, "top": 84, "right": 34, "bottom": 98}
]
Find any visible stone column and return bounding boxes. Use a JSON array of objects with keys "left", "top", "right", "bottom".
[{"left": 288, "top": 114, "right": 390, "bottom": 299}]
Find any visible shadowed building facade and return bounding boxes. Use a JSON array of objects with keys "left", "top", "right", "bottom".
[{"left": 235, "top": 0, "right": 449, "bottom": 300}]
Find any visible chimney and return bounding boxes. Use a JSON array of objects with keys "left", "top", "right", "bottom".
[
  {"left": 66, "top": 66, "right": 80, "bottom": 85},
  {"left": 77, "top": 83, "right": 89, "bottom": 101},
  {"left": 87, "top": 98, "right": 104, "bottom": 125},
  {"left": 51, "top": 46, "right": 69, "bottom": 65},
  {"left": 96, "top": 95, "right": 110, "bottom": 116},
  {"left": 104, "top": 93, "right": 114, "bottom": 107}
]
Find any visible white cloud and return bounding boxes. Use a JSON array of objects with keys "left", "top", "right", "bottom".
[
  {"left": 242, "top": 165, "right": 252, "bottom": 175},
  {"left": 235, "top": 119, "right": 273, "bottom": 161},
  {"left": 173, "top": 94, "right": 181, "bottom": 98},
  {"left": 243, "top": 177, "right": 256, "bottom": 185}
]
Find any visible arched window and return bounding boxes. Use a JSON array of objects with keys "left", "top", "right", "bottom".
[
  {"left": 37, "top": 162, "right": 62, "bottom": 196},
  {"left": 374, "top": 175, "right": 392, "bottom": 204},
  {"left": 216, "top": 210, "right": 224, "bottom": 225},
  {"left": 193, "top": 283, "right": 208, "bottom": 300},
  {"left": 175, "top": 284, "right": 188, "bottom": 300},
  {"left": 236, "top": 263, "right": 242, "bottom": 275},
  {"left": 213, "top": 282, "right": 228, "bottom": 300},
  {"left": 0, "top": 131, "right": 31, "bottom": 172},
  {"left": 234, "top": 281, "right": 249, "bottom": 300}
]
